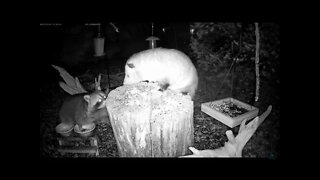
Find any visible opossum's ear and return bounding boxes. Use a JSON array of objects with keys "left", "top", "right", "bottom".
[
  {"left": 84, "top": 95, "right": 90, "bottom": 103},
  {"left": 127, "top": 63, "right": 135, "bottom": 69}
]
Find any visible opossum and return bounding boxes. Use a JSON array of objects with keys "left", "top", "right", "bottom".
[
  {"left": 123, "top": 48, "right": 198, "bottom": 99},
  {"left": 59, "top": 90, "right": 108, "bottom": 131}
]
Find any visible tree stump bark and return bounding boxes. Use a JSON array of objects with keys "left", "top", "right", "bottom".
[{"left": 106, "top": 82, "right": 194, "bottom": 157}]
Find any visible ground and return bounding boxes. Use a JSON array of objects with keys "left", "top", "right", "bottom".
[{"left": 39, "top": 56, "right": 280, "bottom": 158}]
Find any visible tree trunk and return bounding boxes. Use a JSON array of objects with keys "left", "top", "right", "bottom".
[
  {"left": 254, "top": 23, "right": 260, "bottom": 102},
  {"left": 106, "top": 82, "right": 194, "bottom": 157}
]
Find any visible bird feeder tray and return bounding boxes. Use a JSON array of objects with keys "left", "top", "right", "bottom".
[{"left": 201, "top": 97, "right": 259, "bottom": 128}]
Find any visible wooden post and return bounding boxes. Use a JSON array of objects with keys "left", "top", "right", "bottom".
[
  {"left": 254, "top": 22, "right": 260, "bottom": 102},
  {"left": 106, "top": 82, "right": 194, "bottom": 157}
]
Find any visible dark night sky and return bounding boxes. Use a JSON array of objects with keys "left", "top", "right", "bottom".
[
  {"left": 39, "top": 22, "right": 190, "bottom": 61},
  {"left": 39, "top": 22, "right": 191, "bottom": 84}
]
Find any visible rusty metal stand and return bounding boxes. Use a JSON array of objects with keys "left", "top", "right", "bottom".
[{"left": 57, "top": 130, "right": 100, "bottom": 157}]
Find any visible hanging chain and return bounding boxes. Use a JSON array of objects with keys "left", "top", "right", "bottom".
[
  {"left": 213, "top": 59, "right": 236, "bottom": 101},
  {"left": 97, "top": 23, "right": 101, "bottom": 37},
  {"left": 151, "top": 22, "right": 154, "bottom": 36},
  {"left": 212, "top": 34, "right": 241, "bottom": 101}
]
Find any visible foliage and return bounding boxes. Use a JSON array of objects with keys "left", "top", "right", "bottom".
[{"left": 189, "top": 22, "right": 280, "bottom": 75}]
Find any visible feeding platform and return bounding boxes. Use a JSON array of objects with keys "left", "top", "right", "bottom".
[
  {"left": 56, "top": 126, "right": 100, "bottom": 157},
  {"left": 201, "top": 97, "right": 259, "bottom": 128},
  {"left": 106, "top": 82, "right": 194, "bottom": 157}
]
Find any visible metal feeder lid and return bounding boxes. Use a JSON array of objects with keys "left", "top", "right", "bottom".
[{"left": 146, "top": 36, "right": 160, "bottom": 41}]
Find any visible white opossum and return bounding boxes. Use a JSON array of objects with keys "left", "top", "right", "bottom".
[
  {"left": 123, "top": 48, "right": 198, "bottom": 99},
  {"left": 59, "top": 90, "right": 108, "bottom": 130}
]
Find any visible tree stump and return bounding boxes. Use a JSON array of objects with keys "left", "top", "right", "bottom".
[{"left": 106, "top": 82, "right": 194, "bottom": 157}]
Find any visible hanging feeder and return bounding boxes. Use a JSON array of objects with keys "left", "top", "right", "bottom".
[
  {"left": 94, "top": 24, "right": 105, "bottom": 57},
  {"left": 94, "top": 37, "right": 105, "bottom": 56},
  {"left": 146, "top": 23, "right": 160, "bottom": 49},
  {"left": 146, "top": 36, "right": 159, "bottom": 49}
]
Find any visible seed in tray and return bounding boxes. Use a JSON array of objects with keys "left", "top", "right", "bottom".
[{"left": 210, "top": 101, "right": 248, "bottom": 117}]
